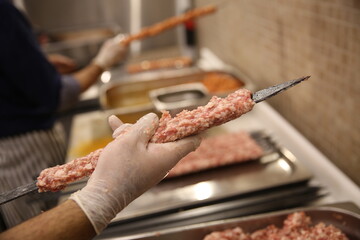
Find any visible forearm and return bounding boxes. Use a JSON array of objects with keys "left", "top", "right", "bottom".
[
  {"left": 72, "top": 63, "right": 104, "bottom": 93},
  {"left": 71, "top": 35, "right": 128, "bottom": 93},
  {"left": 0, "top": 200, "right": 96, "bottom": 240}
]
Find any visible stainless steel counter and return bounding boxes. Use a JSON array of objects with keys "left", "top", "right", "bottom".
[
  {"left": 197, "top": 48, "right": 360, "bottom": 206},
  {"left": 64, "top": 48, "right": 360, "bottom": 239}
]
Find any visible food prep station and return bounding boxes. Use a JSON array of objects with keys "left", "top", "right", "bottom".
[{"left": 58, "top": 49, "right": 360, "bottom": 239}]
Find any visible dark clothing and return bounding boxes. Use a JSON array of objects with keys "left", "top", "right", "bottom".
[
  {"left": 0, "top": 0, "right": 61, "bottom": 137},
  {"left": 0, "top": 0, "right": 81, "bottom": 228}
]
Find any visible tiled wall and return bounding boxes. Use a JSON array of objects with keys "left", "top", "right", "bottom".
[{"left": 195, "top": 0, "right": 360, "bottom": 185}]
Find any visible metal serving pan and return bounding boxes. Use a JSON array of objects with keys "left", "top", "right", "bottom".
[
  {"left": 103, "top": 202, "right": 360, "bottom": 240},
  {"left": 99, "top": 67, "right": 255, "bottom": 111},
  {"left": 107, "top": 129, "right": 312, "bottom": 223},
  {"left": 149, "top": 82, "right": 210, "bottom": 116}
]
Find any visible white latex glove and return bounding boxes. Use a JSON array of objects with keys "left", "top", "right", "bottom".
[
  {"left": 92, "top": 34, "right": 128, "bottom": 70},
  {"left": 108, "top": 115, "right": 133, "bottom": 139},
  {"left": 70, "top": 113, "right": 201, "bottom": 234},
  {"left": 108, "top": 114, "right": 123, "bottom": 131}
]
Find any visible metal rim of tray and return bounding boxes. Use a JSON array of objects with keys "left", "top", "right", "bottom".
[{"left": 103, "top": 202, "right": 360, "bottom": 240}]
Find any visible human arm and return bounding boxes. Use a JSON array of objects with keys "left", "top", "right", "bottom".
[
  {"left": 69, "top": 113, "right": 201, "bottom": 234},
  {"left": 0, "top": 2, "right": 126, "bottom": 113},
  {"left": 71, "top": 63, "right": 104, "bottom": 92},
  {"left": 0, "top": 113, "right": 200, "bottom": 239},
  {"left": 56, "top": 36, "right": 128, "bottom": 111},
  {"left": 71, "top": 35, "right": 128, "bottom": 93},
  {"left": 0, "top": 200, "right": 96, "bottom": 240},
  {"left": 47, "top": 54, "right": 77, "bottom": 74}
]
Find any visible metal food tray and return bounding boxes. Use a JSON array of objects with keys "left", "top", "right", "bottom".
[
  {"left": 105, "top": 202, "right": 360, "bottom": 240},
  {"left": 99, "top": 67, "right": 255, "bottom": 110},
  {"left": 110, "top": 129, "right": 312, "bottom": 222},
  {"left": 149, "top": 82, "right": 211, "bottom": 116}
]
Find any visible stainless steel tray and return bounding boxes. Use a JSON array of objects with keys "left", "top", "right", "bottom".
[
  {"left": 149, "top": 82, "right": 210, "bottom": 116},
  {"left": 105, "top": 202, "right": 360, "bottom": 240},
  {"left": 99, "top": 67, "right": 255, "bottom": 110},
  {"left": 111, "top": 128, "right": 312, "bottom": 222}
]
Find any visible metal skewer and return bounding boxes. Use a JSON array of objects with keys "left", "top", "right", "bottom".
[
  {"left": 0, "top": 181, "right": 38, "bottom": 205},
  {"left": 0, "top": 76, "right": 310, "bottom": 205},
  {"left": 252, "top": 76, "right": 310, "bottom": 103}
]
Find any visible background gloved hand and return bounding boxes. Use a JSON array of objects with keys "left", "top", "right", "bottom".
[
  {"left": 70, "top": 113, "right": 201, "bottom": 234},
  {"left": 92, "top": 34, "right": 128, "bottom": 70}
]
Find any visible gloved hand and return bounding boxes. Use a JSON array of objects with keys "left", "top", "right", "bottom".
[
  {"left": 108, "top": 115, "right": 132, "bottom": 139},
  {"left": 92, "top": 34, "right": 128, "bottom": 70},
  {"left": 70, "top": 113, "right": 201, "bottom": 234}
]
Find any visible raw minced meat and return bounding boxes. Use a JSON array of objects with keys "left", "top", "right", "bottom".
[
  {"left": 37, "top": 88, "right": 255, "bottom": 192},
  {"left": 167, "top": 131, "right": 263, "bottom": 178},
  {"left": 203, "top": 212, "right": 349, "bottom": 240}
]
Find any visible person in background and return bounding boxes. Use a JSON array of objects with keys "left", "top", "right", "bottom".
[
  {"left": 0, "top": 0, "right": 128, "bottom": 228},
  {"left": 0, "top": 113, "right": 202, "bottom": 240}
]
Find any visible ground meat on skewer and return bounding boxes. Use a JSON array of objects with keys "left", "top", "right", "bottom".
[
  {"left": 37, "top": 88, "right": 254, "bottom": 192},
  {"left": 37, "top": 149, "right": 103, "bottom": 192},
  {"left": 121, "top": 5, "right": 216, "bottom": 45},
  {"left": 151, "top": 88, "right": 254, "bottom": 143}
]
